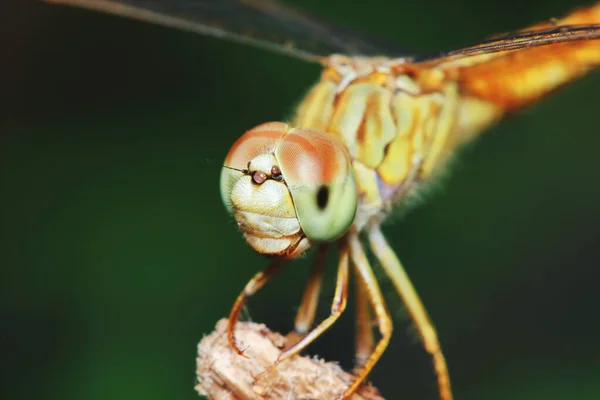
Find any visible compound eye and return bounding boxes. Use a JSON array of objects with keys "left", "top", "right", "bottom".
[
  {"left": 275, "top": 128, "right": 357, "bottom": 242},
  {"left": 220, "top": 122, "right": 289, "bottom": 213},
  {"left": 223, "top": 122, "right": 289, "bottom": 171}
]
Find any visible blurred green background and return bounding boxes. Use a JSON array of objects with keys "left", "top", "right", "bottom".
[{"left": 2, "top": 1, "right": 600, "bottom": 399}]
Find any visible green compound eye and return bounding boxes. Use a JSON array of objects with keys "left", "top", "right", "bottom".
[{"left": 274, "top": 127, "right": 357, "bottom": 242}]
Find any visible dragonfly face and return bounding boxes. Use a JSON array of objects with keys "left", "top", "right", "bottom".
[{"left": 220, "top": 121, "right": 357, "bottom": 258}]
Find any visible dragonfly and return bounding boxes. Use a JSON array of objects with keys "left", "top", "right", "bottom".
[{"left": 42, "top": 1, "right": 600, "bottom": 399}]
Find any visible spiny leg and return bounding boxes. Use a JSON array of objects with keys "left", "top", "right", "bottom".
[
  {"left": 368, "top": 224, "right": 453, "bottom": 400},
  {"left": 354, "top": 270, "right": 374, "bottom": 372},
  {"left": 227, "top": 257, "right": 288, "bottom": 356},
  {"left": 345, "top": 233, "right": 392, "bottom": 400},
  {"left": 255, "top": 241, "right": 349, "bottom": 381},
  {"left": 286, "top": 245, "right": 329, "bottom": 349}
]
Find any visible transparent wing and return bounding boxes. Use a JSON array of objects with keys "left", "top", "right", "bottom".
[
  {"left": 42, "top": 0, "right": 412, "bottom": 64},
  {"left": 416, "top": 24, "right": 600, "bottom": 67}
]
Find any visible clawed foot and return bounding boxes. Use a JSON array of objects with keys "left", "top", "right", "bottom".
[
  {"left": 231, "top": 342, "right": 250, "bottom": 359},
  {"left": 335, "top": 388, "right": 352, "bottom": 400},
  {"left": 253, "top": 357, "right": 282, "bottom": 382}
]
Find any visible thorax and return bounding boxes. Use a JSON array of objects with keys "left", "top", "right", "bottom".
[{"left": 291, "top": 55, "right": 462, "bottom": 230}]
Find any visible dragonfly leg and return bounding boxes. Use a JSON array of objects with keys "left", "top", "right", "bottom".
[
  {"left": 353, "top": 271, "right": 374, "bottom": 372},
  {"left": 368, "top": 224, "right": 453, "bottom": 400},
  {"left": 254, "top": 241, "right": 349, "bottom": 382},
  {"left": 227, "top": 257, "right": 288, "bottom": 357},
  {"left": 285, "top": 245, "right": 329, "bottom": 348},
  {"left": 343, "top": 233, "right": 392, "bottom": 400}
]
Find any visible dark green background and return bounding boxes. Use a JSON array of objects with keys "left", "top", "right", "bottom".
[{"left": 3, "top": 1, "right": 600, "bottom": 399}]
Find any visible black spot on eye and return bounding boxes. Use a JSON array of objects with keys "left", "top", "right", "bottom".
[{"left": 316, "top": 186, "right": 329, "bottom": 210}]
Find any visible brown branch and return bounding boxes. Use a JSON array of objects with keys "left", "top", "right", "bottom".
[{"left": 196, "top": 319, "right": 384, "bottom": 400}]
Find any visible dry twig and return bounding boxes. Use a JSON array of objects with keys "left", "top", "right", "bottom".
[{"left": 196, "top": 319, "right": 384, "bottom": 400}]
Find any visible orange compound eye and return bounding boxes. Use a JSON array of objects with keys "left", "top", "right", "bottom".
[
  {"left": 276, "top": 128, "right": 357, "bottom": 242},
  {"left": 223, "top": 122, "right": 289, "bottom": 171}
]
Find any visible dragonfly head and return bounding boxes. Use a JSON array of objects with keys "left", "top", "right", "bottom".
[{"left": 220, "top": 122, "right": 357, "bottom": 258}]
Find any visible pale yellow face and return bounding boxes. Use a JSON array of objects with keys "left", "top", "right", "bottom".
[{"left": 220, "top": 122, "right": 357, "bottom": 258}]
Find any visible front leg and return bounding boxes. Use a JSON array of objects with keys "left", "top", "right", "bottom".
[
  {"left": 285, "top": 245, "right": 329, "bottom": 349},
  {"left": 255, "top": 241, "right": 349, "bottom": 382},
  {"left": 227, "top": 257, "right": 288, "bottom": 356}
]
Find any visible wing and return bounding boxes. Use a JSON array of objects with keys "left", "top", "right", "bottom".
[
  {"left": 416, "top": 2, "right": 600, "bottom": 68},
  {"left": 416, "top": 24, "right": 600, "bottom": 68},
  {"left": 41, "top": 0, "right": 411, "bottom": 64},
  {"left": 411, "top": 2, "right": 600, "bottom": 142}
]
